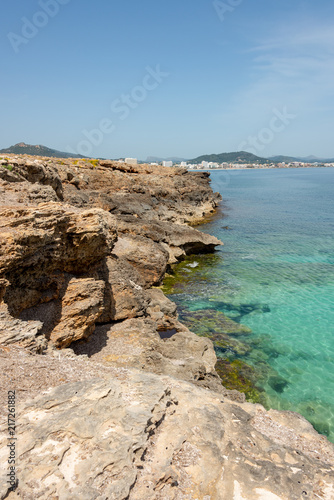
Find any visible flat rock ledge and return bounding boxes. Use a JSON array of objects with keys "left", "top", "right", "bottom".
[{"left": 1, "top": 366, "right": 334, "bottom": 499}]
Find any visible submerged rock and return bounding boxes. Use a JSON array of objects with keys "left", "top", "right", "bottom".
[
  {"left": 179, "top": 308, "right": 252, "bottom": 337},
  {"left": 215, "top": 358, "right": 264, "bottom": 404},
  {"left": 268, "top": 375, "right": 290, "bottom": 394}
]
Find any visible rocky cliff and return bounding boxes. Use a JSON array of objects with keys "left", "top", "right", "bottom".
[{"left": 0, "top": 155, "right": 334, "bottom": 499}]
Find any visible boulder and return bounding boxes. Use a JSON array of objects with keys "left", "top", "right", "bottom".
[
  {"left": 50, "top": 278, "right": 105, "bottom": 348},
  {"left": 145, "top": 288, "right": 177, "bottom": 329},
  {"left": 0, "top": 159, "right": 63, "bottom": 199},
  {"left": 115, "top": 215, "right": 223, "bottom": 263},
  {"left": 112, "top": 235, "right": 169, "bottom": 287},
  {"left": 97, "top": 257, "right": 149, "bottom": 322},
  {"left": 73, "top": 317, "right": 223, "bottom": 394},
  {"left": 0, "top": 203, "right": 117, "bottom": 315}
]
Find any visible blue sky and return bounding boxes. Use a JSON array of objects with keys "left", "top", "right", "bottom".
[{"left": 2, "top": 0, "right": 334, "bottom": 159}]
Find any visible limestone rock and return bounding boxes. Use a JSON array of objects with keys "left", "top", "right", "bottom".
[
  {"left": 0, "top": 166, "right": 24, "bottom": 183},
  {"left": 0, "top": 304, "right": 46, "bottom": 353},
  {"left": 1, "top": 155, "right": 222, "bottom": 224},
  {"left": 112, "top": 235, "right": 169, "bottom": 287},
  {"left": 73, "top": 317, "right": 223, "bottom": 394},
  {"left": 97, "top": 256, "right": 149, "bottom": 322},
  {"left": 50, "top": 278, "right": 105, "bottom": 348},
  {"left": 145, "top": 288, "right": 177, "bottom": 329},
  {"left": 0, "top": 178, "right": 59, "bottom": 207},
  {"left": 73, "top": 318, "right": 158, "bottom": 369},
  {"left": 115, "top": 214, "right": 223, "bottom": 263},
  {"left": 57, "top": 159, "right": 221, "bottom": 224},
  {"left": 151, "top": 328, "right": 224, "bottom": 393},
  {"left": 1, "top": 371, "right": 334, "bottom": 500},
  {"left": 0, "top": 279, "right": 8, "bottom": 303},
  {"left": 0, "top": 159, "right": 63, "bottom": 199}
]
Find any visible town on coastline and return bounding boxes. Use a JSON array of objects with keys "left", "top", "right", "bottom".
[
  {"left": 121, "top": 157, "right": 334, "bottom": 170},
  {"left": 183, "top": 160, "right": 334, "bottom": 169}
]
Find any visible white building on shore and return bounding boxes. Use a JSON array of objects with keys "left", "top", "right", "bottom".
[{"left": 125, "top": 158, "right": 137, "bottom": 165}]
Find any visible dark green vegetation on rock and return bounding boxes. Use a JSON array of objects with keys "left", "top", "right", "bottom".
[
  {"left": 162, "top": 255, "right": 267, "bottom": 404},
  {"left": 161, "top": 253, "right": 299, "bottom": 407},
  {"left": 162, "top": 254, "right": 223, "bottom": 295}
]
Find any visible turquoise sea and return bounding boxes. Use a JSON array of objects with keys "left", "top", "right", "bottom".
[{"left": 166, "top": 167, "right": 334, "bottom": 441}]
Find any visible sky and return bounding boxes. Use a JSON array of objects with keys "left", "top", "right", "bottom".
[{"left": 1, "top": 0, "right": 334, "bottom": 160}]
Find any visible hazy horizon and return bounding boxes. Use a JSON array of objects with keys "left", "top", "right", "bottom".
[{"left": 2, "top": 142, "right": 334, "bottom": 163}]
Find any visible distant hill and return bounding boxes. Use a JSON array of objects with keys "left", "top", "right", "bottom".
[
  {"left": 268, "top": 155, "right": 301, "bottom": 163},
  {"left": 0, "top": 143, "right": 82, "bottom": 159},
  {"left": 303, "top": 155, "right": 322, "bottom": 161},
  {"left": 300, "top": 155, "right": 334, "bottom": 163},
  {"left": 188, "top": 151, "right": 271, "bottom": 164},
  {"left": 269, "top": 155, "right": 334, "bottom": 163},
  {"left": 189, "top": 151, "right": 334, "bottom": 165}
]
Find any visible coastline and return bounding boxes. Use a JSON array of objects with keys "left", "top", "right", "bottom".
[
  {"left": 0, "top": 153, "right": 225, "bottom": 393},
  {"left": 161, "top": 251, "right": 264, "bottom": 404},
  {"left": 170, "top": 166, "right": 334, "bottom": 441},
  {"left": 1, "top": 156, "right": 334, "bottom": 499},
  {"left": 193, "top": 164, "right": 334, "bottom": 171}
]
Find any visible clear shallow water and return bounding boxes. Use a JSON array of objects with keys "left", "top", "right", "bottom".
[{"left": 169, "top": 168, "right": 334, "bottom": 440}]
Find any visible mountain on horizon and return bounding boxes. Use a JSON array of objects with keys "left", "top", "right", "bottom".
[
  {"left": 0, "top": 143, "right": 82, "bottom": 159},
  {"left": 303, "top": 155, "right": 321, "bottom": 160},
  {"left": 189, "top": 151, "right": 334, "bottom": 165},
  {"left": 268, "top": 155, "right": 301, "bottom": 163},
  {"left": 188, "top": 151, "right": 271, "bottom": 164},
  {"left": 2, "top": 144, "right": 333, "bottom": 164}
]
